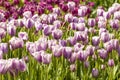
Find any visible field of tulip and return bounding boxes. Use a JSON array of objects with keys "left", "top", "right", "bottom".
[{"left": 0, "top": 0, "right": 120, "bottom": 80}]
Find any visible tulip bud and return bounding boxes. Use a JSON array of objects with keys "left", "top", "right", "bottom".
[
  {"left": 92, "top": 36, "right": 100, "bottom": 46},
  {"left": 23, "top": 11, "right": 32, "bottom": 19},
  {"left": 108, "top": 59, "right": 115, "bottom": 67},
  {"left": 92, "top": 68, "right": 99, "bottom": 78},
  {"left": 70, "top": 64, "right": 76, "bottom": 72}
]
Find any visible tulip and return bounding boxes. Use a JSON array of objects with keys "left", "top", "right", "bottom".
[
  {"left": 67, "top": 1, "right": 75, "bottom": 11},
  {"left": 114, "top": 11, "right": 120, "bottom": 20},
  {"left": 92, "top": 68, "right": 99, "bottom": 78},
  {"left": 7, "top": 24, "right": 16, "bottom": 36},
  {"left": 98, "top": 49, "right": 108, "bottom": 59},
  {"left": 78, "top": 6, "right": 88, "bottom": 17},
  {"left": 84, "top": 61, "right": 90, "bottom": 68},
  {"left": 92, "top": 36, "right": 100, "bottom": 46},
  {"left": 100, "top": 32, "right": 110, "bottom": 43},
  {"left": 53, "top": 20, "right": 61, "bottom": 29},
  {"left": 53, "top": 7, "right": 60, "bottom": 15},
  {"left": 0, "top": 28, "right": 6, "bottom": 39},
  {"left": 108, "top": 59, "right": 115, "bottom": 67},
  {"left": 65, "top": 13, "right": 73, "bottom": 22},
  {"left": 35, "top": 21, "right": 43, "bottom": 31},
  {"left": 77, "top": 23, "right": 85, "bottom": 31},
  {"left": 78, "top": 50, "right": 88, "bottom": 61},
  {"left": 52, "top": 29, "right": 62, "bottom": 40},
  {"left": 78, "top": 17, "right": 85, "bottom": 23},
  {"left": 52, "top": 45, "right": 63, "bottom": 57},
  {"left": 42, "top": 53, "right": 52, "bottom": 64},
  {"left": 23, "top": 11, "right": 32, "bottom": 19},
  {"left": 70, "top": 22, "right": 77, "bottom": 30},
  {"left": 0, "top": 43, "right": 8, "bottom": 53},
  {"left": 9, "top": 37, "right": 24, "bottom": 50},
  {"left": 63, "top": 47, "right": 73, "bottom": 59},
  {"left": 88, "top": 18, "right": 96, "bottom": 27},
  {"left": 32, "top": 51, "right": 42, "bottom": 63},
  {"left": 109, "top": 19, "right": 119, "bottom": 30},
  {"left": 103, "top": 12, "right": 111, "bottom": 19},
  {"left": 58, "top": 40, "right": 67, "bottom": 47},
  {"left": 104, "top": 41, "right": 113, "bottom": 52},
  {"left": 70, "top": 64, "right": 76, "bottom": 72},
  {"left": 74, "top": 43, "right": 84, "bottom": 52},
  {"left": 25, "top": 18, "right": 34, "bottom": 29},
  {"left": 86, "top": 45, "right": 95, "bottom": 56},
  {"left": 43, "top": 25, "right": 53, "bottom": 36},
  {"left": 18, "top": 32, "right": 28, "bottom": 41},
  {"left": 97, "top": 8, "right": 104, "bottom": 16},
  {"left": 67, "top": 36, "right": 77, "bottom": 46}
]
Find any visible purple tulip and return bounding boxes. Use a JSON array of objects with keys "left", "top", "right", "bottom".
[
  {"left": 98, "top": 49, "right": 108, "bottom": 59},
  {"left": 52, "top": 45, "right": 62, "bottom": 57},
  {"left": 92, "top": 68, "right": 99, "bottom": 78},
  {"left": 97, "top": 8, "right": 104, "bottom": 16},
  {"left": 62, "top": 47, "right": 73, "bottom": 59},
  {"left": 77, "top": 23, "right": 85, "bottom": 31},
  {"left": 74, "top": 43, "right": 84, "bottom": 52},
  {"left": 9, "top": 37, "right": 24, "bottom": 50},
  {"left": 92, "top": 36, "right": 100, "bottom": 46},
  {"left": 52, "top": 29, "right": 62, "bottom": 40},
  {"left": 18, "top": 32, "right": 28, "bottom": 41},
  {"left": 72, "top": 16, "right": 78, "bottom": 23},
  {"left": 17, "top": 19, "right": 24, "bottom": 27},
  {"left": 32, "top": 51, "right": 42, "bottom": 63},
  {"left": 23, "top": 11, "right": 32, "bottom": 19},
  {"left": 0, "top": 43, "right": 8, "bottom": 54},
  {"left": 70, "top": 64, "right": 76, "bottom": 72},
  {"left": 25, "top": 18, "right": 34, "bottom": 29},
  {"left": 104, "top": 41, "right": 113, "bottom": 52},
  {"left": 48, "top": 39, "right": 57, "bottom": 50},
  {"left": 103, "top": 12, "right": 111, "bottom": 19},
  {"left": 84, "top": 61, "right": 90, "bottom": 68},
  {"left": 67, "top": 36, "right": 77, "bottom": 46},
  {"left": 7, "top": 25, "right": 16, "bottom": 36},
  {"left": 110, "top": 19, "right": 119, "bottom": 30},
  {"left": 88, "top": 18, "right": 96, "bottom": 27},
  {"left": 53, "top": 7, "right": 60, "bottom": 15},
  {"left": 53, "top": 20, "right": 61, "bottom": 29},
  {"left": 78, "top": 6, "right": 88, "bottom": 17},
  {"left": 59, "top": 40, "right": 67, "bottom": 47},
  {"left": 112, "top": 39, "right": 119, "bottom": 50},
  {"left": 108, "top": 59, "right": 115, "bottom": 67},
  {"left": 98, "top": 21, "right": 106, "bottom": 28},
  {"left": 40, "top": 14, "right": 48, "bottom": 24},
  {"left": 35, "top": 21, "right": 43, "bottom": 31},
  {"left": 114, "top": 11, "right": 120, "bottom": 20},
  {"left": 70, "top": 22, "right": 77, "bottom": 30},
  {"left": 0, "top": 12, "right": 4, "bottom": 21},
  {"left": 67, "top": 1, "right": 75, "bottom": 11},
  {"left": 78, "top": 50, "right": 88, "bottom": 61},
  {"left": 78, "top": 17, "right": 85, "bottom": 23},
  {"left": 43, "top": 25, "right": 53, "bottom": 36},
  {"left": 100, "top": 32, "right": 110, "bottom": 43},
  {"left": 86, "top": 45, "right": 95, "bottom": 56},
  {"left": 26, "top": 42, "right": 37, "bottom": 54},
  {"left": 41, "top": 53, "right": 52, "bottom": 64},
  {"left": 99, "top": 28, "right": 107, "bottom": 35},
  {"left": 65, "top": 13, "right": 73, "bottom": 22},
  {"left": 69, "top": 52, "right": 77, "bottom": 63},
  {"left": 0, "top": 28, "right": 6, "bottom": 39}
]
